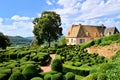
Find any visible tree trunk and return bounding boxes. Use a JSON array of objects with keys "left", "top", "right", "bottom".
[{"left": 48, "top": 33, "right": 51, "bottom": 47}]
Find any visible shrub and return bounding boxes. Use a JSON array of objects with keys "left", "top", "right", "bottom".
[
  {"left": 44, "top": 74, "right": 51, "bottom": 80},
  {"left": 8, "top": 72, "right": 26, "bottom": 80},
  {"left": 22, "top": 64, "right": 39, "bottom": 80},
  {"left": 51, "top": 73, "right": 62, "bottom": 80},
  {"left": 100, "top": 40, "right": 112, "bottom": 46},
  {"left": 112, "top": 50, "right": 120, "bottom": 61},
  {"left": 40, "top": 71, "right": 57, "bottom": 77},
  {"left": 6, "top": 62, "right": 19, "bottom": 68},
  {"left": 83, "top": 73, "right": 98, "bottom": 80},
  {"left": 73, "top": 62, "right": 82, "bottom": 67},
  {"left": 80, "top": 40, "right": 95, "bottom": 49},
  {"left": 31, "top": 77, "right": 43, "bottom": 80},
  {"left": 65, "top": 72, "right": 75, "bottom": 80},
  {"left": 0, "top": 73, "right": 9, "bottom": 80},
  {"left": 51, "top": 59, "right": 62, "bottom": 72},
  {"left": 97, "top": 73, "right": 108, "bottom": 80},
  {"left": 63, "top": 64, "right": 89, "bottom": 76},
  {"left": 12, "top": 67, "right": 21, "bottom": 73},
  {"left": 94, "top": 38, "right": 101, "bottom": 45},
  {"left": 9, "top": 53, "right": 17, "bottom": 59},
  {"left": 0, "top": 68, "right": 12, "bottom": 76}
]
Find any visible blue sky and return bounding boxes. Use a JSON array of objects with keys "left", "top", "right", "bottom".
[{"left": 0, "top": 0, "right": 120, "bottom": 37}]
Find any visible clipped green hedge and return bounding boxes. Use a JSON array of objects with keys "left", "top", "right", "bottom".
[
  {"left": 0, "top": 73, "right": 9, "bottom": 80},
  {"left": 97, "top": 73, "right": 108, "bottom": 80},
  {"left": 44, "top": 74, "right": 52, "bottom": 80},
  {"left": 40, "top": 71, "right": 57, "bottom": 78},
  {"left": 65, "top": 72, "right": 75, "bottom": 80},
  {"left": 83, "top": 73, "right": 98, "bottom": 80},
  {"left": 8, "top": 72, "right": 26, "bottom": 80},
  {"left": 31, "top": 77, "right": 43, "bottom": 80},
  {"left": 63, "top": 64, "right": 89, "bottom": 76},
  {"left": 22, "top": 64, "right": 39, "bottom": 80},
  {"left": 51, "top": 73, "right": 63, "bottom": 80}
]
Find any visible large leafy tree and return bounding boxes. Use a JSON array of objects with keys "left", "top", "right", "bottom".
[
  {"left": 0, "top": 32, "right": 10, "bottom": 49},
  {"left": 33, "top": 11, "right": 62, "bottom": 47}
]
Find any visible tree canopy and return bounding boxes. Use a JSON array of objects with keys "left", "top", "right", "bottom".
[
  {"left": 0, "top": 32, "right": 10, "bottom": 49},
  {"left": 33, "top": 11, "right": 62, "bottom": 47}
]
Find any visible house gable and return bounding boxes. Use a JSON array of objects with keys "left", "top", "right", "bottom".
[{"left": 104, "top": 27, "right": 119, "bottom": 36}]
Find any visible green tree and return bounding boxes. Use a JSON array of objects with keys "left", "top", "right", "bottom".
[
  {"left": 59, "top": 37, "right": 68, "bottom": 46},
  {"left": 0, "top": 32, "right": 10, "bottom": 49},
  {"left": 33, "top": 11, "right": 62, "bottom": 47}
]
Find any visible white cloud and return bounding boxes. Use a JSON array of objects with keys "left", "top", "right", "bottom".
[
  {"left": 11, "top": 15, "right": 31, "bottom": 21},
  {"left": 77, "top": 0, "right": 120, "bottom": 20},
  {"left": 46, "top": 0, "right": 52, "bottom": 5},
  {"left": 0, "top": 17, "right": 33, "bottom": 37},
  {"left": 51, "top": 0, "right": 120, "bottom": 35},
  {"left": 0, "top": 17, "right": 3, "bottom": 23}
]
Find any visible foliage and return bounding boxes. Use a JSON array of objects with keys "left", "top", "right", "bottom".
[
  {"left": 112, "top": 50, "right": 120, "bottom": 62},
  {"left": 83, "top": 73, "right": 98, "bottom": 80},
  {"left": 51, "top": 58, "right": 62, "bottom": 72},
  {"left": 59, "top": 37, "right": 68, "bottom": 46},
  {"left": 22, "top": 64, "right": 39, "bottom": 80},
  {"left": 40, "top": 71, "right": 57, "bottom": 78},
  {"left": 51, "top": 73, "right": 63, "bottom": 80},
  {"left": 90, "top": 62, "right": 120, "bottom": 80},
  {"left": 8, "top": 72, "right": 26, "bottom": 80},
  {"left": 65, "top": 72, "right": 75, "bottom": 80},
  {"left": 33, "top": 11, "right": 62, "bottom": 47},
  {"left": 97, "top": 73, "right": 108, "bottom": 80},
  {"left": 63, "top": 64, "right": 89, "bottom": 76},
  {"left": 0, "top": 73, "right": 9, "bottom": 80},
  {"left": 31, "top": 77, "right": 43, "bottom": 80},
  {"left": 80, "top": 34, "right": 120, "bottom": 48},
  {"left": 0, "top": 32, "right": 10, "bottom": 49},
  {"left": 44, "top": 74, "right": 52, "bottom": 80},
  {"left": 56, "top": 45, "right": 108, "bottom": 67}
]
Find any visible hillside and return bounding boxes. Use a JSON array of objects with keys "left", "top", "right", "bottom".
[
  {"left": 86, "top": 43, "right": 120, "bottom": 58},
  {"left": 80, "top": 34, "right": 120, "bottom": 58},
  {"left": 8, "top": 36, "right": 33, "bottom": 46}
]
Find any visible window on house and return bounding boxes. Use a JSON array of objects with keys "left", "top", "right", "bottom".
[
  {"left": 80, "top": 39, "right": 85, "bottom": 43},
  {"left": 109, "top": 32, "right": 111, "bottom": 35},
  {"left": 71, "top": 39, "right": 73, "bottom": 43}
]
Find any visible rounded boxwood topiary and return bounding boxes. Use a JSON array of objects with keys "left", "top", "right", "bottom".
[
  {"left": 22, "top": 64, "right": 39, "bottom": 80},
  {"left": 51, "top": 73, "right": 63, "bottom": 80},
  {"left": 44, "top": 74, "right": 51, "bottom": 80},
  {"left": 65, "top": 72, "right": 75, "bottom": 80},
  {"left": 31, "top": 77, "right": 43, "bottom": 80},
  {"left": 8, "top": 72, "right": 26, "bottom": 80},
  {"left": 51, "top": 59, "right": 62, "bottom": 72}
]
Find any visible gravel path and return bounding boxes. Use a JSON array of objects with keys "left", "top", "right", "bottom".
[{"left": 41, "top": 54, "right": 55, "bottom": 72}]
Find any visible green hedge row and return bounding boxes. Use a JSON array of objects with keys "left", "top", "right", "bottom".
[{"left": 63, "top": 64, "right": 89, "bottom": 76}]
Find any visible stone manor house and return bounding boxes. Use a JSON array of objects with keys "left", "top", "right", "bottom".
[{"left": 66, "top": 24, "right": 119, "bottom": 45}]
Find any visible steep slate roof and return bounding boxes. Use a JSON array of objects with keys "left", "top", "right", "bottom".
[
  {"left": 104, "top": 27, "right": 119, "bottom": 35},
  {"left": 66, "top": 24, "right": 104, "bottom": 38}
]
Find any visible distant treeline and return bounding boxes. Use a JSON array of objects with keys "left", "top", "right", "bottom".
[{"left": 8, "top": 36, "right": 34, "bottom": 46}]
